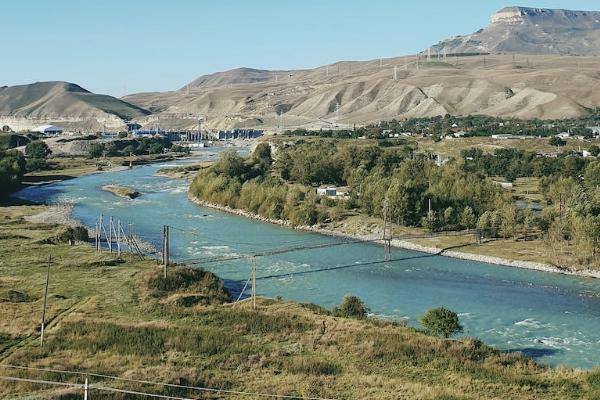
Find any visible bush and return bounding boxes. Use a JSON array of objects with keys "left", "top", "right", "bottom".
[
  {"left": 147, "top": 266, "right": 230, "bottom": 304},
  {"left": 333, "top": 295, "right": 369, "bottom": 319},
  {"left": 58, "top": 226, "right": 89, "bottom": 243},
  {"left": 588, "top": 368, "right": 600, "bottom": 389},
  {"left": 25, "top": 157, "right": 49, "bottom": 172},
  {"left": 25, "top": 140, "right": 51, "bottom": 159},
  {"left": 89, "top": 143, "right": 105, "bottom": 158},
  {"left": 549, "top": 136, "right": 566, "bottom": 147},
  {"left": 420, "top": 307, "right": 463, "bottom": 338},
  {"left": 0, "top": 150, "right": 26, "bottom": 196}
]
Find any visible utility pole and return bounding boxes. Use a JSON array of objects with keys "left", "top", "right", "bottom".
[
  {"left": 251, "top": 257, "right": 257, "bottom": 310},
  {"left": 98, "top": 214, "right": 103, "bottom": 254},
  {"left": 382, "top": 200, "right": 391, "bottom": 261},
  {"left": 40, "top": 256, "right": 51, "bottom": 347},
  {"left": 115, "top": 219, "right": 121, "bottom": 257},
  {"left": 108, "top": 216, "right": 113, "bottom": 253},
  {"left": 95, "top": 218, "right": 99, "bottom": 253},
  {"left": 162, "top": 225, "right": 169, "bottom": 279}
]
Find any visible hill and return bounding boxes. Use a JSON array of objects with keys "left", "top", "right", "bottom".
[
  {"left": 185, "top": 67, "right": 295, "bottom": 90},
  {"left": 431, "top": 6, "right": 600, "bottom": 56},
  {"left": 0, "top": 81, "right": 150, "bottom": 130},
  {"left": 123, "top": 54, "right": 600, "bottom": 130}
]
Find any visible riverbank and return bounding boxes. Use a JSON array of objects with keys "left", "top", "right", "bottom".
[
  {"left": 0, "top": 203, "right": 598, "bottom": 399},
  {"left": 189, "top": 195, "right": 600, "bottom": 279}
]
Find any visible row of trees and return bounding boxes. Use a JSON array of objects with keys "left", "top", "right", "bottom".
[
  {"left": 88, "top": 137, "right": 187, "bottom": 158},
  {"left": 538, "top": 170, "right": 600, "bottom": 263},
  {"left": 191, "top": 141, "right": 527, "bottom": 233},
  {"left": 284, "top": 113, "right": 600, "bottom": 139},
  {"left": 0, "top": 140, "right": 57, "bottom": 198},
  {"left": 461, "top": 148, "right": 593, "bottom": 182}
]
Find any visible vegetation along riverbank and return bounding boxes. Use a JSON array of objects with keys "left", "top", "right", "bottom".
[
  {"left": 188, "top": 137, "right": 600, "bottom": 276},
  {"left": 0, "top": 202, "right": 599, "bottom": 399}
]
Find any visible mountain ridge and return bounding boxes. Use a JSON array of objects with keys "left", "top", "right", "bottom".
[{"left": 431, "top": 6, "right": 600, "bottom": 56}]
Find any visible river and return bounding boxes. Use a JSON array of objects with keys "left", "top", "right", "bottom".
[{"left": 14, "top": 149, "right": 600, "bottom": 369}]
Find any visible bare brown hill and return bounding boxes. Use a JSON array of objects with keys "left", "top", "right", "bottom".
[
  {"left": 0, "top": 81, "right": 150, "bottom": 124},
  {"left": 124, "top": 54, "right": 600, "bottom": 130}
]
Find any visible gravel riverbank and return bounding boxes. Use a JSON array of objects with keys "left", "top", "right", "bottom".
[{"left": 189, "top": 195, "right": 600, "bottom": 279}]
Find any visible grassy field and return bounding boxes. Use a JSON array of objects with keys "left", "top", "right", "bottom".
[{"left": 0, "top": 204, "right": 599, "bottom": 399}]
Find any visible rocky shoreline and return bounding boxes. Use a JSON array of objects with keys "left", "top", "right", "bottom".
[{"left": 189, "top": 195, "right": 600, "bottom": 279}]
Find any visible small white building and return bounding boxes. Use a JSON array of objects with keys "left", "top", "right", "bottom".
[
  {"left": 317, "top": 187, "right": 337, "bottom": 197},
  {"left": 34, "top": 125, "right": 63, "bottom": 136}
]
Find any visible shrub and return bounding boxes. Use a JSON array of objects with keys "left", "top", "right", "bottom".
[
  {"left": 147, "top": 266, "right": 230, "bottom": 304},
  {"left": 58, "top": 226, "right": 89, "bottom": 243},
  {"left": 25, "top": 140, "right": 51, "bottom": 159},
  {"left": 588, "top": 368, "right": 600, "bottom": 389},
  {"left": 549, "top": 136, "right": 566, "bottom": 147},
  {"left": 420, "top": 307, "right": 463, "bottom": 338},
  {"left": 25, "top": 157, "right": 49, "bottom": 172},
  {"left": 333, "top": 295, "right": 369, "bottom": 319},
  {"left": 0, "top": 150, "right": 26, "bottom": 196},
  {"left": 89, "top": 143, "right": 105, "bottom": 158}
]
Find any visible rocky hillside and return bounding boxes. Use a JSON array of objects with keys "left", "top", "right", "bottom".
[{"left": 431, "top": 6, "right": 600, "bottom": 56}]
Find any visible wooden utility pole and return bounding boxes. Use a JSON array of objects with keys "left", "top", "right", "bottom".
[
  {"left": 40, "top": 256, "right": 51, "bottom": 347},
  {"left": 251, "top": 257, "right": 257, "bottom": 310},
  {"left": 95, "top": 219, "right": 99, "bottom": 253},
  {"left": 99, "top": 214, "right": 103, "bottom": 254},
  {"left": 162, "top": 225, "right": 169, "bottom": 279},
  {"left": 116, "top": 219, "right": 121, "bottom": 257},
  {"left": 108, "top": 216, "right": 113, "bottom": 253},
  {"left": 382, "top": 200, "right": 391, "bottom": 261}
]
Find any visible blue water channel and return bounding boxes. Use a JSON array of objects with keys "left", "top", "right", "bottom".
[{"left": 14, "top": 149, "right": 600, "bottom": 369}]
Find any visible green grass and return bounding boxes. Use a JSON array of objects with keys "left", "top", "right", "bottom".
[{"left": 0, "top": 204, "right": 598, "bottom": 399}]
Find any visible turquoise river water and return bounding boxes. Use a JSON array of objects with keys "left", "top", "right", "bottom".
[{"left": 14, "top": 149, "right": 600, "bottom": 369}]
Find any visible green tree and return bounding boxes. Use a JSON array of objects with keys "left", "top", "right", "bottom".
[
  {"left": 584, "top": 161, "right": 600, "bottom": 190},
  {"left": 459, "top": 206, "right": 477, "bottom": 229},
  {"left": 333, "top": 295, "right": 369, "bottom": 319},
  {"left": 89, "top": 143, "right": 105, "bottom": 158},
  {"left": 420, "top": 307, "right": 463, "bottom": 338},
  {"left": 25, "top": 140, "right": 51, "bottom": 159},
  {"left": 0, "top": 150, "right": 26, "bottom": 197},
  {"left": 549, "top": 136, "right": 566, "bottom": 147},
  {"left": 214, "top": 150, "right": 246, "bottom": 178},
  {"left": 148, "top": 143, "right": 164, "bottom": 154}
]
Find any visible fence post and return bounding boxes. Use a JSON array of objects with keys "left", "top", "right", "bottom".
[{"left": 84, "top": 377, "right": 88, "bottom": 400}]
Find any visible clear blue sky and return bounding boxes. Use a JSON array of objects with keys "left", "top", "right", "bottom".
[{"left": 2, "top": 0, "right": 598, "bottom": 96}]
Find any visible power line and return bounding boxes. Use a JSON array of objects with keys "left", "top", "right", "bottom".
[
  {"left": 0, "top": 366, "right": 338, "bottom": 400},
  {"left": 181, "top": 229, "right": 480, "bottom": 266},
  {"left": 168, "top": 224, "right": 324, "bottom": 248}
]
